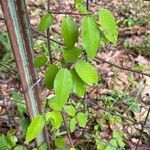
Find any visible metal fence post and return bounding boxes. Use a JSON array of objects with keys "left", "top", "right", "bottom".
[{"left": 0, "top": 0, "right": 44, "bottom": 146}]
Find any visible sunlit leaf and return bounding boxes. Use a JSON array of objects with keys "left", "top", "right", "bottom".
[
  {"left": 33, "top": 56, "right": 47, "bottom": 68},
  {"left": 38, "top": 13, "right": 54, "bottom": 32},
  {"left": 77, "top": 112, "right": 88, "bottom": 128},
  {"left": 48, "top": 96, "right": 61, "bottom": 111},
  {"left": 99, "top": 8, "right": 118, "bottom": 44},
  {"left": 81, "top": 16, "right": 100, "bottom": 59},
  {"left": 71, "top": 69, "right": 86, "bottom": 97},
  {"left": 6, "top": 135, "right": 17, "bottom": 148},
  {"left": 70, "top": 148, "right": 76, "bottom": 150},
  {"left": 62, "top": 17, "right": 78, "bottom": 48},
  {"left": 63, "top": 47, "right": 81, "bottom": 62},
  {"left": 54, "top": 68, "right": 73, "bottom": 109},
  {"left": 46, "top": 111, "right": 62, "bottom": 130},
  {"left": 75, "top": 3, "right": 88, "bottom": 14},
  {"left": 14, "top": 145, "right": 27, "bottom": 150},
  {"left": 64, "top": 105, "right": 76, "bottom": 117},
  {"left": 55, "top": 137, "right": 65, "bottom": 148},
  {"left": 75, "top": 60, "right": 98, "bottom": 85},
  {"left": 70, "top": 117, "right": 77, "bottom": 133},
  {"left": 44, "top": 65, "right": 59, "bottom": 90},
  {"left": 25, "top": 115, "right": 45, "bottom": 143}
]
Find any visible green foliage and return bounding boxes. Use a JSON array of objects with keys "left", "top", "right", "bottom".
[
  {"left": 75, "top": 60, "right": 98, "bottom": 85},
  {"left": 70, "top": 117, "right": 77, "bottom": 132},
  {"left": 11, "top": 91, "right": 23, "bottom": 101},
  {"left": 25, "top": 115, "right": 45, "bottom": 143},
  {"left": 0, "top": 134, "right": 18, "bottom": 150},
  {"left": 26, "top": 6, "right": 119, "bottom": 147},
  {"left": 126, "top": 97, "right": 140, "bottom": 113},
  {"left": 38, "top": 143, "right": 47, "bottom": 150},
  {"left": 13, "top": 146, "right": 27, "bottom": 150},
  {"left": 54, "top": 68, "right": 73, "bottom": 110},
  {"left": 77, "top": 112, "right": 88, "bottom": 128},
  {"left": 63, "top": 47, "right": 81, "bottom": 62},
  {"left": 38, "top": 13, "right": 54, "bottom": 32},
  {"left": 46, "top": 111, "right": 62, "bottom": 130},
  {"left": 0, "top": 32, "right": 13, "bottom": 72},
  {"left": 75, "top": 0, "right": 88, "bottom": 13},
  {"left": 62, "top": 16, "right": 78, "bottom": 48},
  {"left": 33, "top": 55, "right": 47, "bottom": 68},
  {"left": 64, "top": 105, "right": 76, "bottom": 117},
  {"left": 44, "top": 64, "right": 59, "bottom": 90},
  {"left": 0, "top": 135, "right": 12, "bottom": 150},
  {"left": 55, "top": 137, "right": 65, "bottom": 148},
  {"left": 71, "top": 69, "right": 86, "bottom": 97},
  {"left": 48, "top": 96, "right": 61, "bottom": 111},
  {"left": 81, "top": 16, "right": 100, "bottom": 59},
  {"left": 99, "top": 8, "right": 118, "bottom": 44}
]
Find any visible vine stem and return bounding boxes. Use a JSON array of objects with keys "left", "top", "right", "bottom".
[
  {"left": 135, "top": 106, "right": 150, "bottom": 150},
  {"left": 86, "top": 0, "right": 89, "bottom": 11},
  {"left": 48, "top": 10, "right": 91, "bottom": 15},
  {"left": 47, "top": 0, "right": 52, "bottom": 64},
  {"left": 61, "top": 111, "right": 74, "bottom": 148}
]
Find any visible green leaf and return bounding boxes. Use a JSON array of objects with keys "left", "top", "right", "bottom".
[
  {"left": 109, "top": 139, "right": 118, "bottom": 149},
  {"left": 6, "top": 135, "right": 17, "bottom": 148},
  {"left": 38, "top": 13, "right": 54, "bottom": 32},
  {"left": 38, "top": 143, "right": 47, "bottom": 150},
  {"left": 64, "top": 105, "right": 76, "bottom": 117},
  {"left": 63, "top": 47, "right": 81, "bottom": 62},
  {"left": 81, "top": 16, "right": 100, "bottom": 59},
  {"left": 113, "top": 131, "right": 125, "bottom": 148},
  {"left": 99, "top": 8, "right": 118, "bottom": 44},
  {"left": 70, "top": 117, "right": 77, "bottom": 132},
  {"left": 33, "top": 56, "right": 47, "bottom": 68},
  {"left": 48, "top": 96, "right": 61, "bottom": 111},
  {"left": 46, "top": 111, "right": 62, "bottom": 130},
  {"left": 75, "top": 60, "right": 98, "bottom": 85},
  {"left": 20, "top": 118, "right": 30, "bottom": 135},
  {"left": 62, "top": 17, "right": 78, "bottom": 48},
  {"left": 44, "top": 65, "right": 59, "bottom": 90},
  {"left": 77, "top": 112, "right": 88, "bottom": 128},
  {"left": 71, "top": 69, "right": 86, "bottom": 97},
  {"left": 25, "top": 115, "right": 45, "bottom": 143},
  {"left": 75, "top": 3, "right": 88, "bottom": 14},
  {"left": 0, "top": 135, "right": 11, "bottom": 150},
  {"left": 55, "top": 137, "right": 65, "bottom": 148},
  {"left": 11, "top": 91, "right": 22, "bottom": 101},
  {"left": 54, "top": 68, "right": 73, "bottom": 109},
  {"left": 13, "top": 145, "right": 27, "bottom": 150}
]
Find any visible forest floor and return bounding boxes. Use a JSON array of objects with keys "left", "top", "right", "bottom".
[{"left": 0, "top": 0, "right": 150, "bottom": 149}]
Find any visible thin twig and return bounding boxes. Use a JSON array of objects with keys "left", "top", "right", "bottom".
[
  {"left": 31, "top": 27, "right": 64, "bottom": 46},
  {"left": 61, "top": 111, "right": 74, "bottom": 148},
  {"left": 94, "top": 57, "right": 150, "bottom": 78},
  {"left": 48, "top": 10, "right": 91, "bottom": 16},
  {"left": 47, "top": 0, "right": 52, "bottom": 64},
  {"left": 135, "top": 106, "right": 150, "bottom": 150},
  {"left": 0, "top": 17, "right": 5, "bottom": 21},
  {"left": 86, "top": 0, "right": 89, "bottom": 11}
]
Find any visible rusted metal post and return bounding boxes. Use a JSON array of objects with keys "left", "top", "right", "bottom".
[
  {"left": 15, "top": 1, "right": 51, "bottom": 149},
  {"left": 0, "top": 0, "right": 44, "bottom": 146}
]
